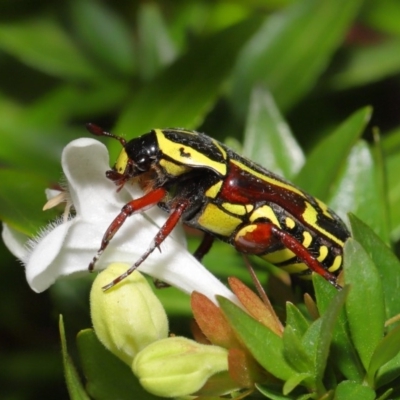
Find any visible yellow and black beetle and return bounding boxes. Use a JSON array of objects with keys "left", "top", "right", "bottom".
[{"left": 87, "top": 123, "right": 350, "bottom": 290}]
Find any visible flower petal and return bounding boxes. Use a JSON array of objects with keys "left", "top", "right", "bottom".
[
  {"left": 62, "top": 138, "right": 127, "bottom": 219},
  {"left": 62, "top": 138, "right": 184, "bottom": 241},
  {"left": 2, "top": 223, "right": 29, "bottom": 260},
  {"left": 26, "top": 220, "right": 73, "bottom": 292},
  {"left": 138, "top": 249, "right": 237, "bottom": 305}
]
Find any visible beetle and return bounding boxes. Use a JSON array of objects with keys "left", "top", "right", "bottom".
[{"left": 87, "top": 123, "right": 350, "bottom": 290}]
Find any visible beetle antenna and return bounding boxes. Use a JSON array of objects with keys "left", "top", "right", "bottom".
[{"left": 86, "top": 123, "right": 127, "bottom": 146}]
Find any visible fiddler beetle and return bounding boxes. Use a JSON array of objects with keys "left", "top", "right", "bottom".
[{"left": 87, "top": 123, "right": 350, "bottom": 290}]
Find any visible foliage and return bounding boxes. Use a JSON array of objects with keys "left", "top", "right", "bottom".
[{"left": 2, "top": 0, "right": 400, "bottom": 399}]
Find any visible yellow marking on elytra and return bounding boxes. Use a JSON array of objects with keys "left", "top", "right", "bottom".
[
  {"left": 262, "top": 247, "right": 296, "bottom": 264},
  {"left": 302, "top": 231, "right": 313, "bottom": 248},
  {"left": 160, "top": 159, "right": 191, "bottom": 177},
  {"left": 280, "top": 262, "right": 309, "bottom": 273},
  {"left": 155, "top": 129, "right": 227, "bottom": 175},
  {"left": 317, "top": 246, "right": 329, "bottom": 262},
  {"left": 222, "top": 203, "right": 247, "bottom": 216},
  {"left": 231, "top": 159, "right": 306, "bottom": 198},
  {"left": 212, "top": 139, "right": 227, "bottom": 159},
  {"left": 245, "top": 204, "right": 254, "bottom": 213},
  {"left": 328, "top": 255, "right": 342, "bottom": 273},
  {"left": 205, "top": 181, "right": 222, "bottom": 198},
  {"left": 250, "top": 205, "right": 281, "bottom": 228},
  {"left": 115, "top": 149, "right": 129, "bottom": 174},
  {"left": 285, "top": 217, "right": 296, "bottom": 229},
  {"left": 302, "top": 202, "right": 344, "bottom": 246},
  {"left": 316, "top": 198, "right": 334, "bottom": 219},
  {"left": 197, "top": 203, "right": 242, "bottom": 236}
]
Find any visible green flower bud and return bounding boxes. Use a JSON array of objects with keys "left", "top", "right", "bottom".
[
  {"left": 132, "top": 336, "right": 229, "bottom": 398},
  {"left": 90, "top": 263, "right": 168, "bottom": 365}
]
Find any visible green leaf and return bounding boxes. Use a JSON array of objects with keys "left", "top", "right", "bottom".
[
  {"left": 0, "top": 122, "right": 66, "bottom": 181},
  {"left": 334, "top": 380, "right": 375, "bottom": 400},
  {"left": 298, "top": 394, "right": 318, "bottom": 400},
  {"left": 376, "top": 388, "right": 394, "bottom": 400},
  {"left": 256, "top": 384, "right": 297, "bottom": 400},
  {"left": 314, "top": 274, "right": 364, "bottom": 382},
  {"left": 283, "top": 373, "right": 313, "bottom": 396},
  {"left": 301, "top": 318, "right": 322, "bottom": 367},
  {"left": 329, "top": 40, "right": 400, "bottom": 90},
  {"left": 297, "top": 285, "right": 349, "bottom": 395},
  {"left": 231, "top": 0, "right": 362, "bottom": 115},
  {"left": 77, "top": 329, "right": 163, "bottom": 400},
  {"left": 0, "top": 169, "right": 58, "bottom": 236},
  {"left": 344, "top": 239, "right": 385, "bottom": 371},
  {"left": 242, "top": 86, "right": 304, "bottom": 179},
  {"left": 313, "top": 285, "right": 349, "bottom": 387},
  {"left": 283, "top": 325, "right": 314, "bottom": 376},
  {"left": 294, "top": 107, "right": 371, "bottom": 200},
  {"left": 349, "top": 214, "right": 400, "bottom": 322},
  {"left": 368, "top": 324, "right": 400, "bottom": 386},
  {"left": 217, "top": 296, "right": 296, "bottom": 380},
  {"left": 364, "top": 0, "right": 400, "bottom": 36},
  {"left": 382, "top": 126, "right": 400, "bottom": 157},
  {"left": 137, "top": 3, "right": 177, "bottom": 80},
  {"left": 69, "top": 0, "right": 136, "bottom": 76},
  {"left": 329, "top": 140, "right": 390, "bottom": 244},
  {"left": 115, "top": 16, "right": 262, "bottom": 142},
  {"left": 375, "top": 352, "right": 400, "bottom": 389},
  {"left": 385, "top": 140, "right": 400, "bottom": 240},
  {"left": 21, "top": 82, "right": 129, "bottom": 126},
  {"left": 371, "top": 133, "right": 391, "bottom": 244},
  {"left": 0, "top": 18, "right": 102, "bottom": 80},
  {"left": 205, "top": 2, "right": 250, "bottom": 32},
  {"left": 285, "top": 302, "right": 310, "bottom": 338},
  {"left": 59, "top": 316, "right": 90, "bottom": 400}
]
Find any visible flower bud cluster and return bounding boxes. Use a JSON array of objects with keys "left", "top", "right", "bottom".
[{"left": 91, "top": 264, "right": 230, "bottom": 397}]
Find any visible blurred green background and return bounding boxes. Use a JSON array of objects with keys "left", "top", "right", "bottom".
[{"left": 1, "top": 0, "right": 400, "bottom": 398}]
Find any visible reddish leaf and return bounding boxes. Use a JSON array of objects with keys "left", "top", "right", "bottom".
[
  {"left": 228, "top": 348, "right": 266, "bottom": 389},
  {"left": 229, "top": 277, "right": 283, "bottom": 336},
  {"left": 191, "top": 291, "right": 241, "bottom": 349}
]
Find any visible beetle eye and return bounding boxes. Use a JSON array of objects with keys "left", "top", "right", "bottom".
[{"left": 136, "top": 156, "right": 151, "bottom": 171}]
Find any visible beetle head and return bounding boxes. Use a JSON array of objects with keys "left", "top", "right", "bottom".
[
  {"left": 86, "top": 123, "right": 160, "bottom": 189},
  {"left": 109, "top": 132, "right": 160, "bottom": 187}
]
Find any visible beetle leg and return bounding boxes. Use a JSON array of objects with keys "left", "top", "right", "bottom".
[
  {"left": 153, "top": 231, "right": 214, "bottom": 289},
  {"left": 102, "top": 198, "right": 191, "bottom": 291},
  {"left": 234, "top": 222, "right": 341, "bottom": 289},
  {"left": 153, "top": 279, "right": 170, "bottom": 289},
  {"left": 193, "top": 233, "right": 215, "bottom": 262},
  {"left": 89, "top": 187, "right": 167, "bottom": 272}
]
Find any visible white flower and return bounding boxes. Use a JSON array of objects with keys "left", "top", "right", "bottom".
[{"left": 2, "top": 138, "right": 236, "bottom": 303}]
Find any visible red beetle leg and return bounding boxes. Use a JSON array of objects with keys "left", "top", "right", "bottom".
[
  {"left": 234, "top": 222, "right": 341, "bottom": 289},
  {"left": 101, "top": 197, "right": 191, "bottom": 291},
  {"left": 89, "top": 187, "right": 167, "bottom": 272}
]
